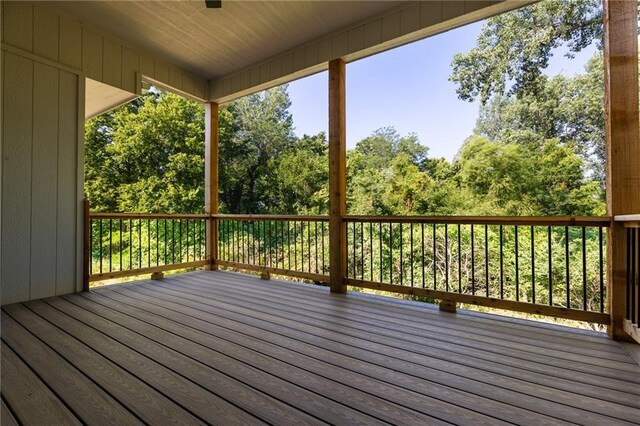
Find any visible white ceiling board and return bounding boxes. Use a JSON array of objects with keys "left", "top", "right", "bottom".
[{"left": 49, "top": 1, "right": 400, "bottom": 80}]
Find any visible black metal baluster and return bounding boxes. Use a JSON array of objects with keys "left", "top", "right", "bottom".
[
  {"left": 108, "top": 219, "right": 113, "bottom": 272},
  {"left": 599, "top": 227, "right": 604, "bottom": 313},
  {"left": 163, "top": 219, "right": 167, "bottom": 265},
  {"left": 224, "top": 220, "right": 228, "bottom": 262},
  {"left": 99, "top": 219, "right": 103, "bottom": 274},
  {"left": 433, "top": 223, "right": 437, "bottom": 290},
  {"left": 389, "top": 223, "right": 393, "bottom": 286},
  {"left": 89, "top": 219, "right": 93, "bottom": 275},
  {"left": 457, "top": 224, "right": 462, "bottom": 293},
  {"left": 377, "top": 222, "right": 382, "bottom": 282},
  {"left": 360, "top": 222, "right": 364, "bottom": 280},
  {"left": 565, "top": 226, "right": 570, "bottom": 308},
  {"left": 369, "top": 222, "right": 373, "bottom": 282},
  {"left": 287, "top": 221, "right": 291, "bottom": 270},
  {"left": 499, "top": 225, "right": 504, "bottom": 299},
  {"left": 273, "top": 221, "right": 277, "bottom": 268},
  {"left": 156, "top": 219, "right": 159, "bottom": 265},
  {"left": 421, "top": 222, "right": 425, "bottom": 289},
  {"left": 315, "top": 222, "right": 319, "bottom": 274},
  {"left": 120, "top": 219, "right": 123, "bottom": 271},
  {"left": 632, "top": 229, "right": 637, "bottom": 322},
  {"left": 471, "top": 224, "right": 475, "bottom": 295},
  {"left": 353, "top": 222, "right": 357, "bottom": 278},
  {"left": 138, "top": 219, "right": 142, "bottom": 269},
  {"left": 190, "top": 219, "right": 194, "bottom": 262},
  {"left": 548, "top": 226, "right": 552, "bottom": 306},
  {"left": 628, "top": 228, "right": 633, "bottom": 319},
  {"left": 269, "top": 220, "right": 273, "bottom": 267},
  {"left": 321, "top": 222, "right": 326, "bottom": 274},
  {"left": 410, "top": 223, "right": 414, "bottom": 287},
  {"left": 172, "top": 219, "right": 176, "bottom": 265},
  {"left": 237, "top": 220, "right": 241, "bottom": 264},
  {"left": 148, "top": 219, "right": 151, "bottom": 267},
  {"left": 582, "top": 227, "right": 587, "bottom": 311},
  {"left": 485, "top": 224, "right": 489, "bottom": 297},
  {"left": 531, "top": 226, "right": 535, "bottom": 304},
  {"left": 178, "top": 219, "right": 183, "bottom": 263},
  {"left": 129, "top": 219, "right": 133, "bottom": 270},
  {"left": 515, "top": 225, "right": 519, "bottom": 301},
  {"left": 399, "top": 223, "right": 403, "bottom": 286},
  {"left": 294, "top": 222, "right": 298, "bottom": 271},
  {"left": 308, "top": 221, "right": 312, "bottom": 274},
  {"left": 445, "top": 224, "right": 449, "bottom": 293}
]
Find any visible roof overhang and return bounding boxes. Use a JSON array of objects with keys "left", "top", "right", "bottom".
[{"left": 44, "top": 1, "right": 534, "bottom": 104}]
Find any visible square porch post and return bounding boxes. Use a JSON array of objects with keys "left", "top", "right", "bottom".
[
  {"left": 329, "top": 59, "right": 347, "bottom": 293},
  {"left": 205, "top": 102, "right": 219, "bottom": 269},
  {"left": 603, "top": 0, "right": 639, "bottom": 340}
]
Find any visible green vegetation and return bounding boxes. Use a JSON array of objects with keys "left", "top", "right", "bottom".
[{"left": 85, "top": 0, "right": 613, "bottom": 314}]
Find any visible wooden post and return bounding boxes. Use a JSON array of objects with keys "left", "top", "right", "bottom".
[
  {"left": 205, "top": 102, "right": 219, "bottom": 270},
  {"left": 329, "top": 59, "right": 347, "bottom": 293},
  {"left": 439, "top": 300, "right": 457, "bottom": 313},
  {"left": 82, "top": 197, "right": 90, "bottom": 292},
  {"left": 603, "top": 0, "right": 640, "bottom": 340}
]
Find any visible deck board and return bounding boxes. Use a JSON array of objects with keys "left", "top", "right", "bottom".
[
  {"left": 133, "top": 276, "right": 639, "bottom": 424},
  {"left": 3, "top": 270, "right": 640, "bottom": 425}
]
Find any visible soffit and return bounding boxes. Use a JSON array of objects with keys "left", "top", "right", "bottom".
[{"left": 48, "top": 0, "right": 401, "bottom": 80}]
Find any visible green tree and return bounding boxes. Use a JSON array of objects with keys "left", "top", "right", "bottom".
[
  {"left": 475, "top": 53, "right": 606, "bottom": 185},
  {"left": 450, "top": 0, "right": 602, "bottom": 104},
  {"left": 85, "top": 90, "right": 205, "bottom": 213},
  {"left": 271, "top": 132, "right": 329, "bottom": 214},
  {"left": 219, "top": 85, "right": 296, "bottom": 213},
  {"left": 455, "top": 136, "right": 604, "bottom": 216}
]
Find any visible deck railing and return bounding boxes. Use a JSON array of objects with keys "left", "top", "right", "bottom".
[
  {"left": 344, "top": 216, "right": 610, "bottom": 324},
  {"left": 216, "top": 215, "right": 329, "bottom": 282},
  {"left": 83, "top": 203, "right": 612, "bottom": 324},
  {"left": 85, "top": 211, "right": 209, "bottom": 282},
  {"left": 617, "top": 214, "right": 640, "bottom": 342}
]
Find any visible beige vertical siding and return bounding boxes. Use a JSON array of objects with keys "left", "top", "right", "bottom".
[
  {"left": 1, "top": 2, "right": 207, "bottom": 304},
  {"left": 1, "top": 50, "right": 81, "bottom": 304}
]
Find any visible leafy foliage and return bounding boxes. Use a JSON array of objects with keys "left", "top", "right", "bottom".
[{"left": 450, "top": 0, "right": 602, "bottom": 104}]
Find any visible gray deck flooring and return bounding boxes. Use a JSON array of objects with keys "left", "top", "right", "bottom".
[{"left": 2, "top": 270, "right": 640, "bottom": 425}]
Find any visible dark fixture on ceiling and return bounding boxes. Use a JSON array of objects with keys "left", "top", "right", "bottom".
[{"left": 205, "top": 0, "right": 222, "bottom": 8}]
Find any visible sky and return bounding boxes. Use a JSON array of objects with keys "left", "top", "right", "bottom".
[{"left": 286, "top": 20, "right": 598, "bottom": 161}]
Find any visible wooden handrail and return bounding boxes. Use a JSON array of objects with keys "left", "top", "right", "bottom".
[
  {"left": 214, "top": 214, "right": 329, "bottom": 222},
  {"left": 89, "top": 212, "right": 209, "bottom": 219},
  {"left": 344, "top": 215, "right": 612, "bottom": 227},
  {"left": 89, "top": 212, "right": 611, "bottom": 226}
]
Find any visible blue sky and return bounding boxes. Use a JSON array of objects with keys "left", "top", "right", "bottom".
[{"left": 287, "top": 20, "right": 597, "bottom": 160}]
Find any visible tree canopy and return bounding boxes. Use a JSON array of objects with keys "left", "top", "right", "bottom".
[{"left": 450, "top": 0, "right": 603, "bottom": 104}]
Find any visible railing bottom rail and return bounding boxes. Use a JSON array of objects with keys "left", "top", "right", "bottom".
[
  {"left": 216, "top": 260, "right": 329, "bottom": 284},
  {"left": 89, "top": 260, "right": 209, "bottom": 282},
  {"left": 346, "top": 278, "right": 611, "bottom": 324}
]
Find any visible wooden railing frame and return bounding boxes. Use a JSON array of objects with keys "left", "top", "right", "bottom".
[
  {"left": 84, "top": 211, "right": 210, "bottom": 284},
  {"left": 84, "top": 211, "right": 615, "bottom": 325},
  {"left": 616, "top": 215, "right": 640, "bottom": 343}
]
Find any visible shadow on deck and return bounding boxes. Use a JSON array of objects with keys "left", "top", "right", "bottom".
[{"left": 2, "top": 270, "right": 640, "bottom": 425}]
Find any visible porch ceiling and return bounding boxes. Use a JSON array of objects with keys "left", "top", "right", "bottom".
[{"left": 48, "top": 0, "right": 400, "bottom": 80}]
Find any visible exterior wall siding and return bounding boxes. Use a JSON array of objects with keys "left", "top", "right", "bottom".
[{"left": 0, "top": 1, "right": 207, "bottom": 304}]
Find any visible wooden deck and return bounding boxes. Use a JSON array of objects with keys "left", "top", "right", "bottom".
[{"left": 2, "top": 271, "right": 640, "bottom": 425}]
